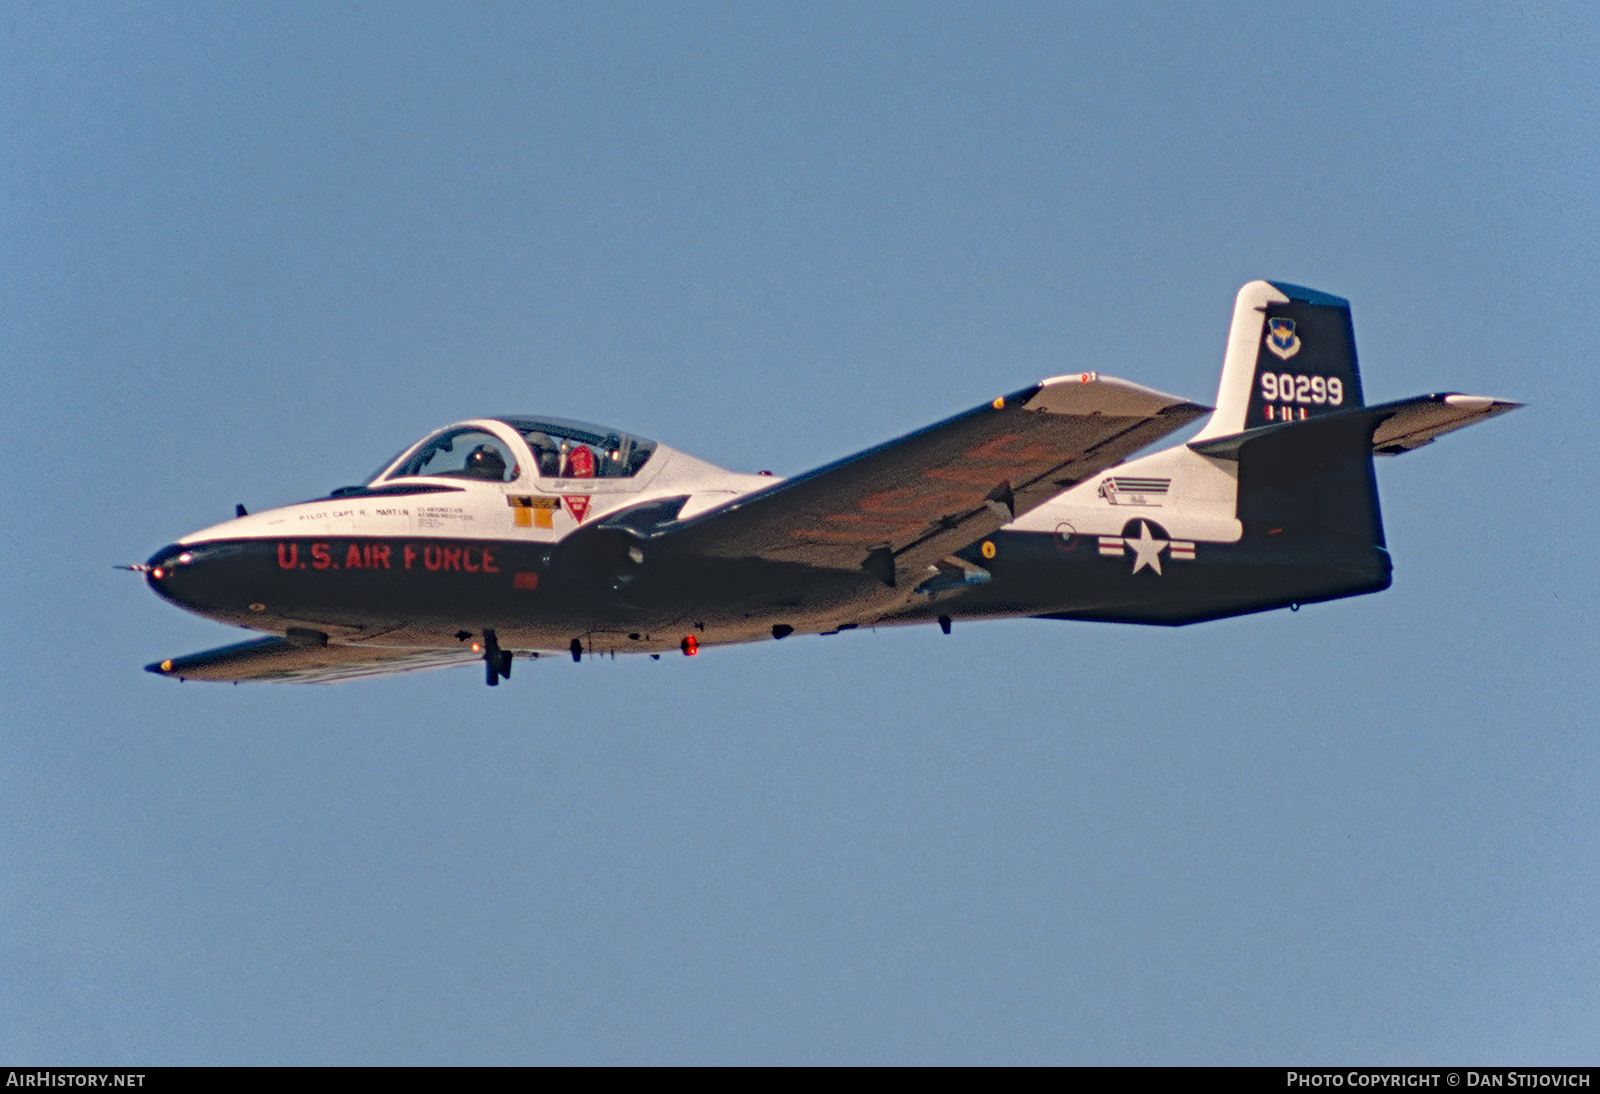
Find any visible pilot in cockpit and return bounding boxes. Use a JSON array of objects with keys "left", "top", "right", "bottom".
[
  {"left": 464, "top": 444, "right": 508, "bottom": 481},
  {"left": 524, "top": 432, "right": 561, "bottom": 477}
]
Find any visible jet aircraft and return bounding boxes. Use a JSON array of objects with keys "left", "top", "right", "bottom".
[{"left": 137, "top": 281, "right": 1518, "bottom": 685}]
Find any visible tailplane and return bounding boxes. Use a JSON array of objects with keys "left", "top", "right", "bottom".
[
  {"left": 1033, "top": 281, "right": 1519, "bottom": 626},
  {"left": 1189, "top": 281, "right": 1520, "bottom": 550}
]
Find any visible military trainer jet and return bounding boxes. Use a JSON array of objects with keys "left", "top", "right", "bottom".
[{"left": 136, "top": 281, "right": 1518, "bottom": 685}]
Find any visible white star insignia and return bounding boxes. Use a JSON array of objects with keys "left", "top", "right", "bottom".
[{"left": 1125, "top": 521, "right": 1168, "bottom": 575}]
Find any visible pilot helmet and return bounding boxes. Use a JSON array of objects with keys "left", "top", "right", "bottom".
[
  {"left": 526, "top": 432, "right": 560, "bottom": 476},
  {"left": 465, "top": 444, "right": 507, "bottom": 480}
]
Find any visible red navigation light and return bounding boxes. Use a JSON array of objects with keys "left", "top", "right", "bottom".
[{"left": 680, "top": 635, "right": 699, "bottom": 656}]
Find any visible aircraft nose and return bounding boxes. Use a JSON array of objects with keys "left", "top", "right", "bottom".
[
  {"left": 145, "top": 543, "right": 190, "bottom": 578},
  {"left": 143, "top": 540, "right": 250, "bottom": 613},
  {"left": 144, "top": 543, "right": 199, "bottom": 605}
]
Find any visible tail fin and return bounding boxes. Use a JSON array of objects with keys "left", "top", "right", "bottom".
[
  {"left": 1192, "top": 280, "right": 1365, "bottom": 441},
  {"left": 1193, "top": 281, "right": 1385, "bottom": 549},
  {"left": 1189, "top": 281, "right": 1521, "bottom": 552}
]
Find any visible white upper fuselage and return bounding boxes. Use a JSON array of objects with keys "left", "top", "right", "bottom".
[{"left": 178, "top": 418, "right": 779, "bottom": 548}]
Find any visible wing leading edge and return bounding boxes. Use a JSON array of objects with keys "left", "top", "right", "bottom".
[{"left": 653, "top": 374, "right": 1209, "bottom": 584}]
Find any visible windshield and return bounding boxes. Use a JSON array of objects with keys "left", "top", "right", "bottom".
[
  {"left": 385, "top": 428, "right": 519, "bottom": 482},
  {"left": 498, "top": 417, "right": 656, "bottom": 479},
  {"left": 362, "top": 447, "right": 411, "bottom": 485}
]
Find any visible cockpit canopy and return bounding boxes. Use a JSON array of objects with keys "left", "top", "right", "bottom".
[
  {"left": 501, "top": 417, "right": 657, "bottom": 479},
  {"left": 376, "top": 417, "right": 658, "bottom": 484}
]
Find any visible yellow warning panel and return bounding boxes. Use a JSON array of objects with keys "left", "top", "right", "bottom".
[{"left": 509, "top": 495, "right": 559, "bottom": 529}]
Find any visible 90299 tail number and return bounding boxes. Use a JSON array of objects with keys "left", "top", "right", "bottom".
[{"left": 1261, "top": 373, "right": 1344, "bottom": 406}]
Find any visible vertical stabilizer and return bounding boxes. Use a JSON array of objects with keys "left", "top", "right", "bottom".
[
  {"left": 1191, "top": 281, "right": 1385, "bottom": 550},
  {"left": 1193, "top": 280, "right": 1365, "bottom": 441}
]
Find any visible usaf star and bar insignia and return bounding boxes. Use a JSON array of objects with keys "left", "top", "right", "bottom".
[{"left": 1097, "top": 519, "right": 1195, "bottom": 576}]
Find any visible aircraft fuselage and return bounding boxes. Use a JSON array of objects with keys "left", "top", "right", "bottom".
[{"left": 138, "top": 281, "right": 1517, "bottom": 682}]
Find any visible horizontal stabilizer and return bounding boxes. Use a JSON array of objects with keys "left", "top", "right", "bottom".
[
  {"left": 147, "top": 636, "right": 481, "bottom": 683},
  {"left": 1188, "top": 393, "right": 1520, "bottom": 461},
  {"left": 1367, "top": 394, "right": 1523, "bottom": 455}
]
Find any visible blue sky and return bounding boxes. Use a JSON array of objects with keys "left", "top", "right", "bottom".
[{"left": 3, "top": 2, "right": 1596, "bottom": 1063}]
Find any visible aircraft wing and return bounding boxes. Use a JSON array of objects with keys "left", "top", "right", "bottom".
[
  {"left": 653, "top": 374, "right": 1209, "bottom": 585},
  {"left": 147, "top": 636, "right": 481, "bottom": 683}
]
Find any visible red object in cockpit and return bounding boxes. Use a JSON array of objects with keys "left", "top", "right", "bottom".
[{"left": 565, "top": 444, "right": 595, "bottom": 478}]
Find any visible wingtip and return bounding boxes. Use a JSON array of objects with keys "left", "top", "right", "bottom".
[
  {"left": 1029, "top": 373, "right": 1204, "bottom": 417},
  {"left": 1442, "top": 394, "right": 1523, "bottom": 412}
]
